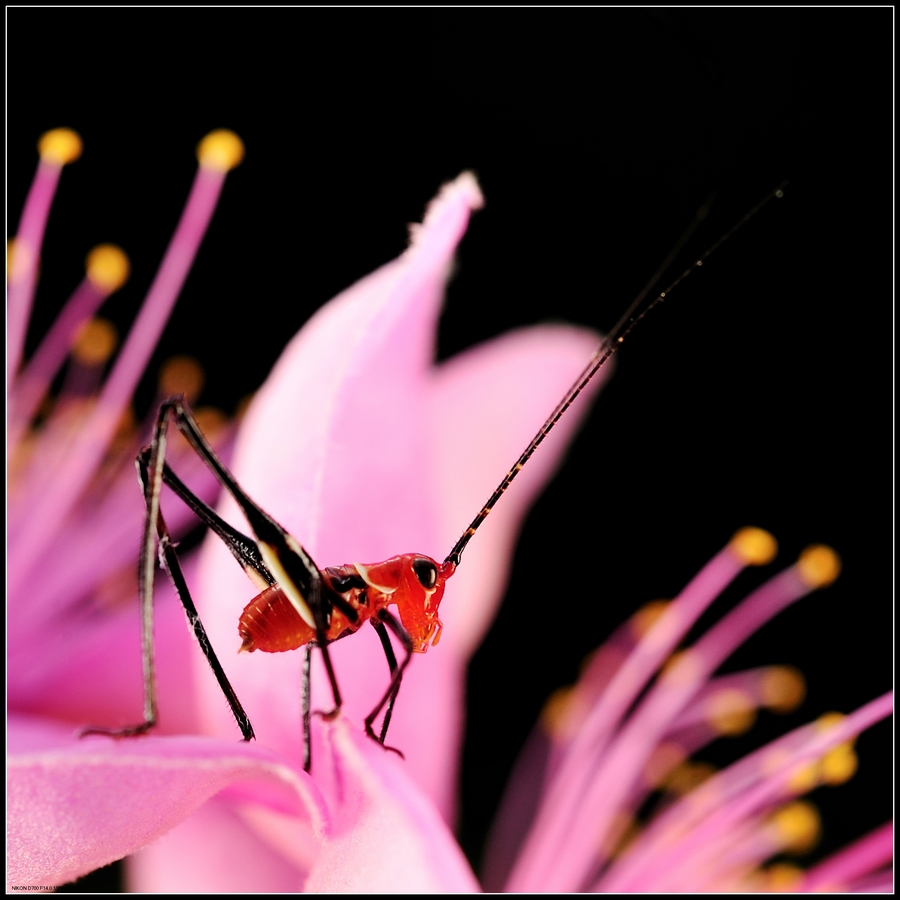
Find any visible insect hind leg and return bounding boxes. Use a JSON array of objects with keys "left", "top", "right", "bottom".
[
  {"left": 161, "top": 395, "right": 348, "bottom": 733},
  {"left": 83, "top": 396, "right": 255, "bottom": 741}
]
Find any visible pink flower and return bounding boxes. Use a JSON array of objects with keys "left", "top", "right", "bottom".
[
  {"left": 7, "top": 131, "right": 891, "bottom": 893},
  {"left": 7, "top": 134, "right": 604, "bottom": 891},
  {"left": 485, "top": 531, "right": 893, "bottom": 892}
]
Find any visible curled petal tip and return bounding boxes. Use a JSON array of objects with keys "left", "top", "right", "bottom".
[
  {"left": 439, "top": 170, "right": 484, "bottom": 212},
  {"left": 406, "top": 171, "right": 484, "bottom": 255}
]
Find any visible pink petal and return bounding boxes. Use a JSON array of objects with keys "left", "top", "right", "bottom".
[
  {"left": 11, "top": 559, "right": 202, "bottom": 736},
  {"left": 428, "top": 323, "right": 604, "bottom": 660},
  {"left": 303, "top": 719, "right": 480, "bottom": 892},
  {"left": 128, "top": 718, "right": 480, "bottom": 892},
  {"left": 7, "top": 714, "right": 327, "bottom": 889},
  {"left": 127, "top": 796, "right": 310, "bottom": 892},
  {"left": 192, "top": 174, "right": 486, "bottom": 799}
]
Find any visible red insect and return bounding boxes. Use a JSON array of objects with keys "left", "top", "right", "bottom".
[{"left": 85, "top": 183, "right": 785, "bottom": 771}]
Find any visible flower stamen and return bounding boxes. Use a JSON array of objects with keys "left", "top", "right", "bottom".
[
  {"left": 8, "top": 128, "right": 83, "bottom": 383},
  {"left": 9, "top": 130, "right": 245, "bottom": 596}
]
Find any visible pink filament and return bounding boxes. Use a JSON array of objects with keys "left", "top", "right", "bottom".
[
  {"left": 9, "top": 165, "right": 230, "bottom": 598},
  {"left": 507, "top": 552, "right": 884, "bottom": 892},
  {"left": 8, "top": 275, "right": 112, "bottom": 453},
  {"left": 801, "top": 821, "right": 893, "bottom": 891},
  {"left": 602, "top": 691, "right": 893, "bottom": 891},
  {"left": 8, "top": 160, "right": 66, "bottom": 384},
  {"left": 505, "top": 543, "right": 747, "bottom": 891}
]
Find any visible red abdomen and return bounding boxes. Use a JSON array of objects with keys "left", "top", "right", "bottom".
[{"left": 238, "top": 585, "right": 314, "bottom": 653}]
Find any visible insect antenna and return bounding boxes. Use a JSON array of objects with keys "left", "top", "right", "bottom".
[{"left": 444, "top": 181, "right": 788, "bottom": 568}]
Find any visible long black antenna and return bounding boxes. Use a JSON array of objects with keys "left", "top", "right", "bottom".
[{"left": 444, "top": 181, "right": 788, "bottom": 568}]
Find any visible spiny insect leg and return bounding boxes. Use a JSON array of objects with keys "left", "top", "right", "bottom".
[
  {"left": 83, "top": 397, "right": 257, "bottom": 740},
  {"left": 302, "top": 645, "right": 312, "bottom": 772},
  {"left": 162, "top": 396, "right": 348, "bottom": 727},
  {"left": 139, "top": 449, "right": 275, "bottom": 587},
  {"left": 150, "top": 498, "right": 255, "bottom": 740},
  {"left": 372, "top": 620, "right": 401, "bottom": 744},
  {"left": 364, "top": 610, "right": 413, "bottom": 754}
]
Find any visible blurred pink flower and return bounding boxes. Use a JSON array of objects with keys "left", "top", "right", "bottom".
[{"left": 7, "top": 134, "right": 891, "bottom": 893}]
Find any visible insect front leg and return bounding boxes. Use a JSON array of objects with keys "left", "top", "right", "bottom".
[
  {"left": 371, "top": 619, "right": 402, "bottom": 744},
  {"left": 364, "top": 609, "right": 414, "bottom": 753}
]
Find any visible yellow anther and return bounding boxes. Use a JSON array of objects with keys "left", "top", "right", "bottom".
[
  {"left": 196, "top": 129, "right": 245, "bottom": 172},
  {"left": 8, "top": 238, "right": 24, "bottom": 282},
  {"left": 819, "top": 743, "right": 858, "bottom": 785},
  {"left": 109, "top": 405, "right": 138, "bottom": 456},
  {"left": 729, "top": 527, "right": 778, "bottom": 566},
  {"left": 192, "top": 406, "right": 228, "bottom": 441},
  {"left": 37, "top": 128, "right": 83, "bottom": 165},
  {"left": 85, "top": 244, "right": 130, "bottom": 293},
  {"left": 664, "top": 759, "right": 716, "bottom": 796},
  {"left": 598, "top": 811, "right": 640, "bottom": 860},
  {"left": 630, "top": 599, "right": 670, "bottom": 639},
  {"left": 643, "top": 741, "right": 687, "bottom": 789},
  {"left": 660, "top": 648, "right": 703, "bottom": 686},
  {"left": 235, "top": 393, "right": 255, "bottom": 421},
  {"left": 815, "top": 711, "right": 846, "bottom": 732},
  {"left": 797, "top": 545, "right": 841, "bottom": 588},
  {"left": 760, "top": 665, "right": 806, "bottom": 713},
  {"left": 764, "top": 862, "right": 805, "bottom": 891},
  {"left": 158, "top": 355, "right": 205, "bottom": 403},
  {"left": 72, "top": 318, "right": 118, "bottom": 366},
  {"left": 786, "top": 761, "right": 819, "bottom": 794},
  {"left": 735, "top": 870, "right": 768, "bottom": 893},
  {"left": 540, "top": 685, "right": 577, "bottom": 741},
  {"left": 115, "top": 404, "right": 137, "bottom": 436},
  {"left": 770, "top": 801, "right": 821, "bottom": 854},
  {"left": 705, "top": 687, "right": 757, "bottom": 736}
]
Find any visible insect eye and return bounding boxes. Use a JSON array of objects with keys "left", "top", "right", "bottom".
[{"left": 412, "top": 557, "right": 437, "bottom": 589}]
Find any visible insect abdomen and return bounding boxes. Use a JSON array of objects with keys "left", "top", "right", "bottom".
[{"left": 238, "top": 585, "right": 314, "bottom": 653}]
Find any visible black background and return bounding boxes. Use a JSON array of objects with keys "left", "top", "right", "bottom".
[{"left": 10, "top": 8, "right": 891, "bottom": 891}]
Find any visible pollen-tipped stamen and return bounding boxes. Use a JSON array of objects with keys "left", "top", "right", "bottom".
[
  {"left": 9, "top": 130, "right": 245, "bottom": 597},
  {"left": 600, "top": 692, "right": 892, "bottom": 891},
  {"left": 8, "top": 128, "right": 83, "bottom": 384},
  {"left": 9, "top": 244, "right": 130, "bottom": 455},
  {"left": 506, "top": 528, "right": 781, "bottom": 892}
]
